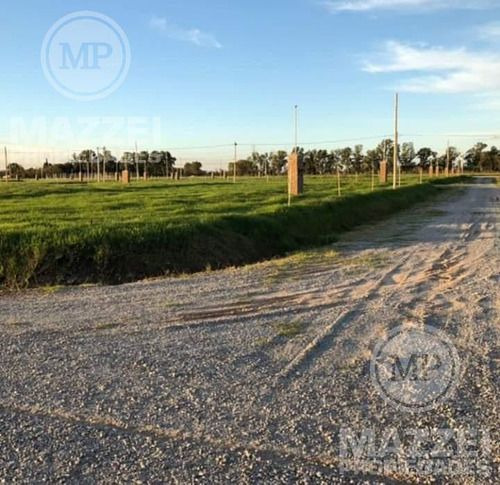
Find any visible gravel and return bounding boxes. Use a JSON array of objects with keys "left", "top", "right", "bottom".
[{"left": 0, "top": 178, "right": 498, "bottom": 483}]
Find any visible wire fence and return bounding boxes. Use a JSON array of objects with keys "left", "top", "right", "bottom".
[{"left": 2, "top": 132, "right": 500, "bottom": 172}]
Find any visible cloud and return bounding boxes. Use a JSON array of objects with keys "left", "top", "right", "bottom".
[
  {"left": 477, "top": 21, "right": 500, "bottom": 41},
  {"left": 323, "top": 0, "right": 496, "bottom": 13},
  {"left": 363, "top": 40, "right": 500, "bottom": 94},
  {"left": 149, "top": 16, "right": 222, "bottom": 49}
]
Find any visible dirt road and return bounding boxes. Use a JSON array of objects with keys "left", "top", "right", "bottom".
[{"left": 0, "top": 178, "right": 498, "bottom": 483}]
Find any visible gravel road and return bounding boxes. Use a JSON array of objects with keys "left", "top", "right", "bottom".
[{"left": 0, "top": 178, "right": 498, "bottom": 483}]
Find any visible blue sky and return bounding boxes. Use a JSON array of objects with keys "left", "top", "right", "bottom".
[{"left": 1, "top": 0, "right": 500, "bottom": 167}]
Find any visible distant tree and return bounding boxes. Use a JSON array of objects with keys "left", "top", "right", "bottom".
[
  {"left": 416, "top": 148, "right": 437, "bottom": 168},
  {"left": 247, "top": 151, "right": 274, "bottom": 176},
  {"left": 122, "top": 152, "right": 136, "bottom": 175},
  {"left": 437, "top": 146, "right": 459, "bottom": 170},
  {"left": 465, "top": 142, "right": 488, "bottom": 171},
  {"left": 228, "top": 159, "right": 258, "bottom": 176},
  {"left": 303, "top": 150, "right": 320, "bottom": 175},
  {"left": 351, "top": 145, "right": 364, "bottom": 172},
  {"left": 78, "top": 150, "right": 95, "bottom": 178},
  {"left": 8, "top": 163, "right": 25, "bottom": 178},
  {"left": 270, "top": 151, "right": 288, "bottom": 175},
  {"left": 335, "top": 147, "right": 352, "bottom": 172},
  {"left": 149, "top": 151, "right": 176, "bottom": 176},
  {"left": 184, "top": 161, "right": 205, "bottom": 176},
  {"left": 400, "top": 142, "right": 416, "bottom": 169},
  {"left": 480, "top": 146, "right": 500, "bottom": 172}
]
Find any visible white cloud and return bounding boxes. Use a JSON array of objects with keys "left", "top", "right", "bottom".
[
  {"left": 364, "top": 40, "right": 500, "bottom": 94},
  {"left": 477, "top": 21, "right": 500, "bottom": 40},
  {"left": 149, "top": 16, "right": 222, "bottom": 49},
  {"left": 324, "top": 0, "right": 496, "bottom": 12}
]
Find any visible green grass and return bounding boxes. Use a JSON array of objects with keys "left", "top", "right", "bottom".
[
  {"left": 0, "top": 175, "right": 470, "bottom": 288},
  {"left": 275, "top": 320, "right": 305, "bottom": 338}
]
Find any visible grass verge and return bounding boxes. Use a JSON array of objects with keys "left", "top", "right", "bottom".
[{"left": 0, "top": 177, "right": 469, "bottom": 288}]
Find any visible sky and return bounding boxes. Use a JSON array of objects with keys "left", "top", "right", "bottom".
[{"left": 1, "top": 0, "right": 500, "bottom": 168}]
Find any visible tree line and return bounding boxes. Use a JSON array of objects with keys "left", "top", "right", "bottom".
[
  {"left": 230, "top": 141, "right": 500, "bottom": 175},
  {"left": 3, "top": 140, "right": 500, "bottom": 179}
]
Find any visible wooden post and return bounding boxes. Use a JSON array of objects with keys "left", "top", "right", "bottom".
[
  {"left": 371, "top": 165, "right": 375, "bottom": 191},
  {"left": 429, "top": 163, "right": 434, "bottom": 178},
  {"left": 419, "top": 167, "right": 423, "bottom": 184},
  {"left": 337, "top": 167, "right": 341, "bottom": 197},
  {"left": 122, "top": 170, "right": 130, "bottom": 184}
]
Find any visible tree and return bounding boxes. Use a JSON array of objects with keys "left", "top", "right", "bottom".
[
  {"left": 465, "top": 142, "right": 488, "bottom": 171},
  {"left": 228, "top": 159, "right": 257, "bottom": 176},
  {"left": 480, "top": 146, "right": 500, "bottom": 172},
  {"left": 270, "top": 151, "right": 288, "bottom": 175},
  {"left": 149, "top": 150, "right": 176, "bottom": 176},
  {"left": 335, "top": 147, "right": 352, "bottom": 172},
  {"left": 8, "top": 163, "right": 25, "bottom": 178},
  {"left": 400, "top": 142, "right": 416, "bottom": 169},
  {"left": 416, "top": 148, "right": 437, "bottom": 168},
  {"left": 437, "top": 146, "right": 459, "bottom": 170},
  {"left": 352, "top": 145, "right": 364, "bottom": 172},
  {"left": 122, "top": 152, "right": 136, "bottom": 175},
  {"left": 184, "top": 161, "right": 205, "bottom": 176},
  {"left": 78, "top": 150, "right": 95, "bottom": 178}
]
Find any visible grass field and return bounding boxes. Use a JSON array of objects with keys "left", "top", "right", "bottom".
[{"left": 0, "top": 174, "right": 468, "bottom": 288}]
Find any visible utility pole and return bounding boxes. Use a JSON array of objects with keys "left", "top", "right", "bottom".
[
  {"left": 233, "top": 142, "right": 237, "bottom": 183},
  {"left": 102, "top": 147, "right": 107, "bottom": 181},
  {"left": 447, "top": 140, "right": 450, "bottom": 177},
  {"left": 289, "top": 105, "right": 298, "bottom": 207},
  {"left": 115, "top": 151, "right": 120, "bottom": 181},
  {"left": 86, "top": 152, "right": 90, "bottom": 181},
  {"left": 294, "top": 105, "right": 298, "bottom": 151},
  {"left": 3, "top": 146, "right": 8, "bottom": 182},
  {"left": 393, "top": 93, "right": 399, "bottom": 190},
  {"left": 96, "top": 147, "right": 100, "bottom": 183},
  {"left": 135, "top": 142, "right": 139, "bottom": 181}
]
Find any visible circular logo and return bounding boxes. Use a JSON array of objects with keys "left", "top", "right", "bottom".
[
  {"left": 41, "top": 11, "right": 131, "bottom": 101},
  {"left": 370, "top": 325, "right": 460, "bottom": 412}
]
